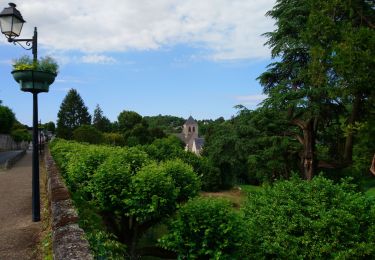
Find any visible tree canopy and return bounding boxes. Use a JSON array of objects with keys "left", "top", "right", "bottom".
[
  {"left": 56, "top": 89, "right": 91, "bottom": 139},
  {"left": 0, "top": 105, "right": 16, "bottom": 134}
]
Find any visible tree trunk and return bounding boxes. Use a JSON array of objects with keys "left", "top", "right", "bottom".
[
  {"left": 293, "top": 118, "right": 316, "bottom": 180},
  {"left": 302, "top": 119, "right": 315, "bottom": 180},
  {"left": 343, "top": 94, "right": 361, "bottom": 163}
]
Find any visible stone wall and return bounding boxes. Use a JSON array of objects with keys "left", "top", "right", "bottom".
[
  {"left": 0, "top": 134, "right": 29, "bottom": 151},
  {"left": 44, "top": 148, "right": 93, "bottom": 260}
]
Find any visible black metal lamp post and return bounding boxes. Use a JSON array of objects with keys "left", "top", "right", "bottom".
[{"left": 0, "top": 3, "right": 40, "bottom": 222}]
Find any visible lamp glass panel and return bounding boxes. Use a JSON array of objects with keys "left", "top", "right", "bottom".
[
  {"left": 0, "top": 16, "right": 13, "bottom": 35},
  {"left": 12, "top": 16, "right": 23, "bottom": 36}
]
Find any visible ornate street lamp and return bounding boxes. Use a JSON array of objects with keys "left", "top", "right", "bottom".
[{"left": 0, "top": 3, "right": 40, "bottom": 222}]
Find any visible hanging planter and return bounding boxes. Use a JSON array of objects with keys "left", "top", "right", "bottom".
[
  {"left": 12, "top": 69, "right": 57, "bottom": 93},
  {"left": 11, "top": 55, "right": 58, "bottom": 93}
]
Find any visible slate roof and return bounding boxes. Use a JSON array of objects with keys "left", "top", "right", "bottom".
[
  {"left": 194, "top": 138, "right": 205, "bottom": 151},
  {"left": 185, "top": 116, "right": 197, "bottom": 125}
]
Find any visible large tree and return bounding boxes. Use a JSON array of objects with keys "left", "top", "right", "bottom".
[
  {"left": 117, "top": 110, "right": 143, "bottom": 133},
  {"left": 258, "top": 0, "right": 374, "bottom": 179},
  {"left": 92, "top": 104, "right": 112, "bottom": 132},
  {"left": 56, "top": 89, "right": 91, "bottom": 139}
]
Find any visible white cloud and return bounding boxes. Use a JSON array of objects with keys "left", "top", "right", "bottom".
[
  {"left": 81, "top": 54, "right": 116, "bottom": 64},
  {"left": 11, "top": 0, "right": 275, "bottom": 61},
  {"left": 235, "top": 94, "right": 267, "bottom": 106},
  {"left": 55, "top": 77, "right": 86, "bottom": 84}
]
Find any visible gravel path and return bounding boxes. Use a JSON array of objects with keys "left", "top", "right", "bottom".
[{"left": 0, "top": 151, "right": 41, "bottom": 259}]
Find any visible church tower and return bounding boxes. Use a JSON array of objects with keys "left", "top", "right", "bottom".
[
  {"left": 183, "top": 116, "right": 198, "bottom": 139},
  {"left": 177, "top": 116, "right": 204, "bottom": 155}
]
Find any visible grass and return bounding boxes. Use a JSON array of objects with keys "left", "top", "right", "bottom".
[
  {"left": 366, "top": 187, "right": 375, "bottom": 197},
  {"left": 38, "top": 155, "right": 53, "bottom": 260},
  {"left": 361, "top": 176, "right": 375, "bottom": 197},
  {"left": 239, "top": 184, "right": 262, "bottom": 194},
  {"left": 201, "top": 184, "right": 261, "bottom": 208}
]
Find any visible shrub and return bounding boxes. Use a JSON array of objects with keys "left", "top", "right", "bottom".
[
  {"left": 159, "top": 197, "right": 245, "bottom": 259},
  {"left": 161, "top": 159, "right": 201, "bottom": 202},
  {"left": 144, "top": 136, "right": 222, "bottom": 191},
  {"left": 128, "top": 163, "right": 178, "bottom": 223},
  {"left": 73, "top": 125, "right": 104, "bottom": 144},
  {"left": 242, "top": 175, "right": 375, "bottom": 259},
  {"left": 90, "top": 154, "right": 133, "bottom": 213},
  {"left": 65, "top": 145, "right": 114, "bottom": 192},
  {"left": 50, "top": 139, "right": 203, "bottom": 258},
  {"left": 103, "top": 132, "right": 125, "bottom": 146},
  {"left": 144, "top": 136, "right": 184, "bottom": 161},
  {"left": 85, "top": 231, "right": 127, "bottom": 259}
]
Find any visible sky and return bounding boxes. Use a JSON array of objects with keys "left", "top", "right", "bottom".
[{"left": 0, "top": 0, "right": 275, "bottom": 126}]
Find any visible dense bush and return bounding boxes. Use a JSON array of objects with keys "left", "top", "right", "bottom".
[
  {"left": 159, "top": 197, "right": 245, "bottom": 259},
  {"left": 242, "top": 176, "right": 375, "bottom": 259},
  {"left": 144, "top": 136, "right": 221, "bottom": 191},
  {"left": 103, "top": 132, "right": 125, "bottom": 146},
  {"left": 65, "top": 145, "right": 114, "bottom": 192},
  {"left": 161, "top": 159, "right": 201, "bottom": 202},
  {"left": 73, "top": 125, "right": 104, "bottom": 144},
  {"left": 49, "top": 139, "right": 201, "bottom": 259}
]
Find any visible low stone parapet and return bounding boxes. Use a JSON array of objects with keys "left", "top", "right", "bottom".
[{"left": 44, "top": 148, "right": 93, "bottom": 260}]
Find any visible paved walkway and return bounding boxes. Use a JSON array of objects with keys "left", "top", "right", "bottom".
[{"left": 0, "top": 151, "right": 41, "bottom": 259}]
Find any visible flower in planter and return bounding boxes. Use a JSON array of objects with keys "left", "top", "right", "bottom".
[
  {"left": 11, "top": 55, "right": 59, "bottom": 93},
  {"left": 12, "top": 55, "right": 59, "bottom": 75}
]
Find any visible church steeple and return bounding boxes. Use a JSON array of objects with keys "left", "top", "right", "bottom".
[
  {"left": 177, "top": 116, "right": 204, "bottom": 155},
  {"left": 183, "top": 116, "right": 198, "bottom": 138}
]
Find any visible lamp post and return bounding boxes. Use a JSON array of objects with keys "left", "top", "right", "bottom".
[{"left": 0, "top": 3, "right": 40, "bottom": 222}]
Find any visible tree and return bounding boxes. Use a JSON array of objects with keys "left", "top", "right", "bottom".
[
  {"left": 143, "top": 115, "right": 185, "bottom": 134},
  {"left": 44, "top": 121, "right": 56, "bottom": 133},
  {"left": 92, "top": 104, "right": 112, "bottom": 132},
  {"left": 50, "top": 139, "right": 201, "bottom": 259},
  {"left": 11, "top": 122, "right": 31, "bottom": 142},
  {"left": 203, "top": 107, "right": 301, "bottom": 186},
  {"left": 103, "top": 132, "right": 126, "bottom": 146},
  {"left": 56, "top": 89, "right": 91, "bottom": 139},
  {"left": 117, "top": 110, "right": 142, "bottom": 133},
  {"left": 73, "top": 125, "right": 104, "bottom": 144},
  {"left": 258, "top": 0, "right": 375, "bottom": 179},
  {"left": 242, "top": 176, "right": 375, "bottom": 258},
  {"left": 0, "top": 105, "right": 16, "bottom": 134}
]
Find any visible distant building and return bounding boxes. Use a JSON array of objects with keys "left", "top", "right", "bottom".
[{"left": 177, "top": 116, "right": 205, "bottom": 155}]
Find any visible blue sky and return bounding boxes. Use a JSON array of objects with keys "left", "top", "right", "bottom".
[{"left": 0, "top": 0, "right": 275, "bottom": 126}]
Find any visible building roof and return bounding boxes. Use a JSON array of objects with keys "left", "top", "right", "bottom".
[
  {"left": 194, "top": 138, "right": 205, "bottom": 151},
  {"left": 185, "top": 116, "right": 197, "bottom": 125}
]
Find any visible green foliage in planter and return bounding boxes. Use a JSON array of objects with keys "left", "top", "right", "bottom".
[
  {"left": 12, "top": 55, "right": 59, "bottom": 74},
  {"left": 159, "top": 197, "right": 246, "bottom": 259},
  {"left": 242, "top": 175, "right": 375, "bottom": 259}
]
